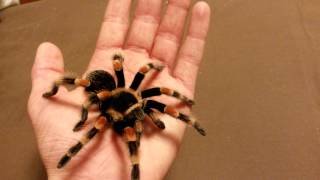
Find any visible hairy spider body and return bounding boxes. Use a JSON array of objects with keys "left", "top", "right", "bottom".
[
  {"left": 43, "top": 54, "right": 206, "bottom": 180},
  {"left": 101, "top": 88, "right": 144, "bottom": 134},
  {"left": 85, "top": 70, "right": 116, "bottom": 92}
]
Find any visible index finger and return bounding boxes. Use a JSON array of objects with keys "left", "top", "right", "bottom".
[
  {"left": 95, "top": 0, "right": 132, "bottom": 50},
  {"left": 88, "top": 0, "right": 132, "bottom": 71}
]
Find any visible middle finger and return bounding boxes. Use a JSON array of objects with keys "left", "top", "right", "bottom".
[
  {"left": 151, "top": 0, "right": 191, "bottom": 70},
  {"left": 126, "top": 0, "right": 163, "bottom": 53}
]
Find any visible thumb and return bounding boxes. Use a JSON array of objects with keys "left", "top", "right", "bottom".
[
  {"left": 28, "top": 42, "right": 65, "bottom": 118},
  {"left": 30, "top": 42, "right": 65, "bottom": 95}
]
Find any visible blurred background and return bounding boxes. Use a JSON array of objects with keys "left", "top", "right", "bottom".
[
  {"left": 1, "top": 0, "right": 320, "bottom": 179},
  {"left": 0, "top": 0, "right": 38, "bottom": 10}
]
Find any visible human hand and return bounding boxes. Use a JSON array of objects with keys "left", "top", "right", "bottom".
[{"left": 28, "top": 0, "right": 211, "bottom": 179}]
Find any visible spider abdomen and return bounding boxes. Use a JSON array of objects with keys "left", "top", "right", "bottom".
[{"left": 85, "top": 70, "right": 116, "bottom": 93}]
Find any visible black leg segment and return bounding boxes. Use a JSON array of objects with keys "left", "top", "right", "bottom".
[
  {"left": 130, "top": 63, "right": 164, "bottom": 90},
  {"left": 73, "top": 93, "right": 100, "bottom": 131},
  {"left": 141, "top": 87, "right": 195, "bottom": 105},
  {"left": 144, "top": 100, "right": 206, "bottom": 136},
  {"left": 43, "top": 75, "right": 90, "bottom": 97},
  {"left": 57, "top": 116, "right": 107, "bottom": 168},
  {"left": 123, "top": 127, "right": 140, "bottom": 180},
  {"left": 144, "top": 108, "right": 165, "bottom": 129},
  {"left": 113, "top": 54, "right": 125, "bottom": 88}
]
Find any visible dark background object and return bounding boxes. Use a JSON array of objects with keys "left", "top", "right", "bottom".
[{"left": 1, "top": 0, "right": 320, "bottom": 179}]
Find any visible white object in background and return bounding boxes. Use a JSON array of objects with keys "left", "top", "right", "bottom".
[{"left": 0, "top": 0, "right": 20, "bottom": 10}]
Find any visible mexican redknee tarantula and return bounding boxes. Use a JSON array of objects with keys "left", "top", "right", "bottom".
[{"left": 42, "top": 54, "right": 206, "bottom": 180}]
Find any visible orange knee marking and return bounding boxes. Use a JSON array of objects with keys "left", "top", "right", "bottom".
[
  {"left": 113, "top": 60, "right": 123, "bottom": 71},
  {"left": 165, "top": 107, "right": 179, "bottom": 117},
  {"left": 160, "top": 87, "right": 173, "bottom": 95},
  {"left": 75, "top": 79, "right": 90, "bottom": 87},
  {"left": 95, "top": 116, "right": 107, "bottom": 129},
  {"left": 139, "top": 66, "right": 150, "bottom": 74},
  {"left": 135, "top": 121, "right": 143, "bottom": 132},
  {"left": 97, "top": 91, "right": 111, "bottom": 100},
  {"left": 131, "top": 154, "right": 139, "bottom": 164},
  {"left": 81, "top": 136, "right": 90, "bottom": 144},
  {"left": 124, "top": 127, "right": 137, "bottom": 141}
]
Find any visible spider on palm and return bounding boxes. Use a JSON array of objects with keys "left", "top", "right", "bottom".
[{"left": 42, "top": 54, "right": 206, "bottom": 180}]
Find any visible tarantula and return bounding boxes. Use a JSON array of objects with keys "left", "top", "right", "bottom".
[{"left": 42, "top": 54, "right": 206, "bottom": 180}]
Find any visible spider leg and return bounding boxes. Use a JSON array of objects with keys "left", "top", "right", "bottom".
[
  {"left": 144, "top": 100, "right": 206, "bottom": 136},
  {"left": 73, "top": 103, "right": 90, "bottom": 131},
  {"left": 144, "top": 108, "right": 165, "bottom": 129},
  {"left": 57, "top": 116, "right": 107, "bottom": 168},
  {"left": 129, "top": 63, "right": 164, "bottom": 90},
  {"left": 112, "top": 54, "right": 125, "bottom": 88},
  {"left": 123, "top": 127, "right": 140, "bottom": 180},
  {"left": 43, "top": 74, "right": 90, "bottom": 97},
  {"left": 134, "top": 120, "right": 143, "bottom": 147},
  {"left": 141, "top": 87, "right": 195, "bottom": 106},
  {"left": 73, "top": 91, "right": 111, "bottom": 131}
]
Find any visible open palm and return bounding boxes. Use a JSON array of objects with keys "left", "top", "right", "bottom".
[{"left": 28, "top": 0, "right": 210, "bottom": 180}]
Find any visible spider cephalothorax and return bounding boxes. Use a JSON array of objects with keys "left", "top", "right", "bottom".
[{"left": 42, "top": 54, "right": 206, "bottom": 180}]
